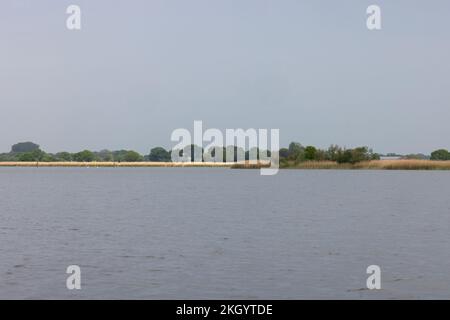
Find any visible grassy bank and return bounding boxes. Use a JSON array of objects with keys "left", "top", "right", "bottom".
[{"left": 281, "top": 159, "right": 450, "bottom": 170}]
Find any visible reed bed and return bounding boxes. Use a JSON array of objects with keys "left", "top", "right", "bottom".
[
  {"left": 1, "top": 160, "right": 449, "bottom": 170},
  {"left": 231, "top": 161, "right": 271, "bottom": 169},
  {"left": 283, "top": 161, "right": 350, "bottom": 169},
  {"left": 283, "top": 160, "right": 450, "bottom": 170},
  {"left": 354, "top": 160, "right": 450, "bottom": 170}
]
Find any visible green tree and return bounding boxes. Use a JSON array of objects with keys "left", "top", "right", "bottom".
[
  {"left": 123, "top": 150, "right": 143, "bottom": 162},
  {"left": 350, "top": 147, "right": 370, "bottom": 163},
  {"left": 335, "top": 146, "right": 376, "bottom": 164},
  {"left": 111, "top": 150, "right": 130, "bottom": 162},
  {"left": 55, "top": 152, "right": 73, "bottom": 161},
  {"left": 148, "top": 147, "right": 171, "bottom": 162},
  {"left": 304, "top": 146, "right": 317, "bottom": 160},
  {"left": 18, "top": 149, "right": 46, "bottom": 162},
  {"left": 11, "top": 142, "right": 40, "bottom": 153},
  {"left": 73, "top": 150, "right": 95, "bottom": 162},
  {"left": 225, "top": 145, "right": 246, "bottom": 162},
  {"left": 183, "top": 144, "right": 204, "bottom": 162},
  {"left": 96, "top": 150, "right": 113, "bottom": 162},
  {"left": 327, "top": 145, "right": 341, "bottom": 161},
  {"left": 204, "top": 146, "right": 224, "bottom": 162},
  {"left": 336, "top": 149, "right": 353, "bottom": 164},
  {"left": 431, "top": 149, "right": 450, "bottom": 160},
  {"left": 245, "top": 147, "right": 260, "bottom": 161},
  {"left": 279, "top": 148, "right": 289, "bottom": 159},
  {"left": 0, "top": 153, "right": 17, "bottom": 161},
  {"left": 370, "top": 152, "right": 381, "bottom": 160},
  {"left": 288, "top": 142, "right": 304, "bottom": 160}
]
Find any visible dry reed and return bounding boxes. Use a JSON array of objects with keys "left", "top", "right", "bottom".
[
  {"left": 0, "top": 161, "right": 235, "bottom": 168},
  {"left": 1, "top": 160, "right": 450, "bottom": 170},
  {"left": 283, "top": 160, "right": 450, "bottom": 170}
]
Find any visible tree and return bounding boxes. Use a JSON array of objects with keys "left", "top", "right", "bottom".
[
  {"left": 304, "top": 146, "right": 317, "bottom": 160},
  {"left": 204, "top": 146, "right": 224, "bottom": 162},
  {"left": 327, "top": 145, "right": 341, "bottom": 161},
  {"left": 370, "top": 151, "right": 381, "bottom": 160},
  {"left": 288, "top": 142, "right": 304, "bottom": 160},
  {"left": 334, "top": 146, "right": 377, "bottom": 164},
  {"left": 314, "top": 149, "right": 327, "bottom": 161},
  {"left": 431, "top": 149, "right": 450, "bottom": 161},
  {"left": 148, "top": 147, "right": 171, "bottom": 162},
  {"left": 183, "top": 144, "right": 204, "bottom": 162},
  {"left": 0, "top": 153, "right": 17, "bottom": 161},
  {"left": 112, "top": 150, "right": 129, "bottom": 162},
  {"left": 123, "top": 150, "right": 143, "bottom": 162},
  {"left": 55, "top": 152, "right": 73, "bottom": 161},
  {"left": 11, "top": 142, "right": 40, "bottom": 153},
  {"left": 96, "top": 150, "right": 113, "bottom": 162},
  {"left": 225, "top": 145, "right": 245, "bottom": 162},
  {"left": 18, "top": 149, "right": 46, "bottom": 162},
  {"left": 336, "top": 149, "right": 353, "bottom": 164},
  {"left": 279, "top": 148, "right": 289, "bottom": 159},
  {"left": 73, "top": 150, "right": 96, "bottom": 162},
  {"left": 350, "top": 147, "right": 370, "bottom": 163},
  {"left": 245, "top": 147, "right": 260, "bottom": 161}
]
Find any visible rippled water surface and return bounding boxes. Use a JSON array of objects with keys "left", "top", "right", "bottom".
[{"left": 1, "top": 167, "right": 449, "bottom": 299}]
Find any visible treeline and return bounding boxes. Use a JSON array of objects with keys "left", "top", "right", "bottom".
[
  {"left": 279, "top": 143, "right": 380, "bottom": 164},
  {"left": 0, "top": 142, "right": 146, "bottom": 162},
  {"left": 1, "top": 141, "right": 449, "bottom": 163}
]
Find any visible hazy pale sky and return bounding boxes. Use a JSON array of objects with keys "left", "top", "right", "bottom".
[{"left": 1, "top": 0, "right": 449, "bottom": 154}]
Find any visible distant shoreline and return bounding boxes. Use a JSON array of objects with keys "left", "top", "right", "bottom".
[
  {"left": 1, "top": 160, "right": 450, "bottom": 170},
  {"left": 280, "top": 159, "right": 450, "bottom": 170},
  {"left": 0, "top": 161, "right": 269, "bottom": 169}
]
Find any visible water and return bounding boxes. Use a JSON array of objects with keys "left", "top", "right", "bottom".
[{"left": 0, "top": 167, "right": 449, "bottom": 299}]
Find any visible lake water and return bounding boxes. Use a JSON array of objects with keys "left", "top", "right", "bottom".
[{"left": 0, "top": 168, "right": 449, "bottom": 299}]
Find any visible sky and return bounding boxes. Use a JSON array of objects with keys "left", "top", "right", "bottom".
[{"left": 1, "top": 0, "right": 449, "bottom": 155}]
